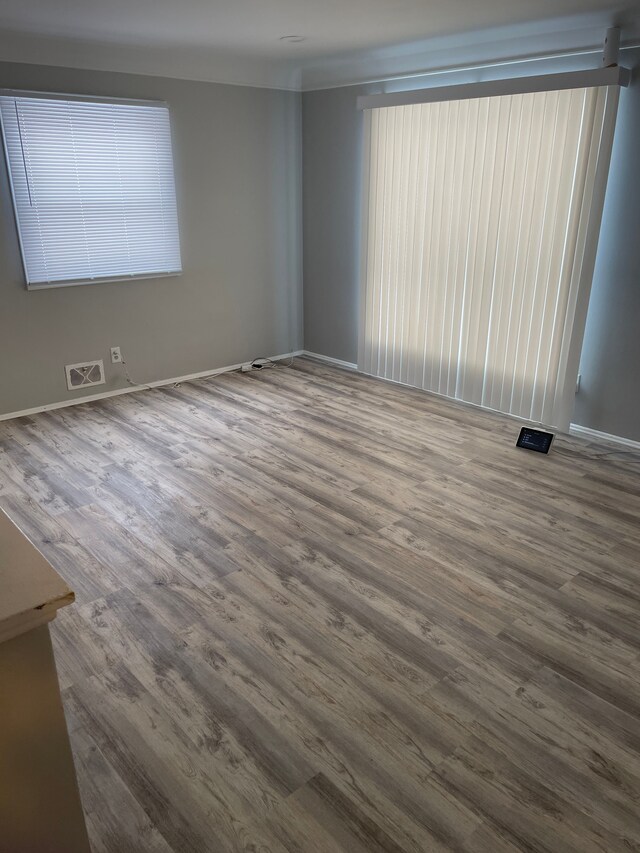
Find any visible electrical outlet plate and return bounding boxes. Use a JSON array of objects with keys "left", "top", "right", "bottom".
[{"left": 110, "top": 346, "right": 122, "bottom": 364}]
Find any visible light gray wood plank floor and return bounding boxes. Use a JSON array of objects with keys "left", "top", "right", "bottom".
[{"left": 0, "top": 357, "right": 639, "bottom": 852}]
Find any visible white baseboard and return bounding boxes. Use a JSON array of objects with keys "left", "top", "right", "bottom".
[
  {"left": 570, "top": 423, "right": 640, "bottom": 450},
  {"left": 7, "top": 353, "right": 636, "bottom": 455},
  {"left": 0, "top": 350, "right": 304, "bottom": 422},
  {"left": 301, "top": 350, "right": 358, "bottom": 371}
]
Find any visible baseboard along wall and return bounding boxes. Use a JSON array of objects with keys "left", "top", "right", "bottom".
[{"left": 0, "top": 350, "right": 304, "bottom": 421}]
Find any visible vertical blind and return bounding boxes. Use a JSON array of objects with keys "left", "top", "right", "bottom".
[
  {"left": 0, "top": 93, "right": 182, "bottom": 288},
  {"left": 360, "top": 85, "right": 617, "bottom": 428}
]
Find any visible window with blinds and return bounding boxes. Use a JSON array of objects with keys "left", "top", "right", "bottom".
[
  {"left": 0, "top": 92, "right": 182, "bottom": 289},
  {"left": 360, "top": 85, "right": 618, "bottom": 429}
]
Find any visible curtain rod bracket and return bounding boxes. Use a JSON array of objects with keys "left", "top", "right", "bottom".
[{"left": 602, "top": 27, "right": 621, "bottom": 67}]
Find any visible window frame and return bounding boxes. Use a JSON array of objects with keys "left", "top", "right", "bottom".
[{"left": 0, "top": 88, "right": 183, "bottom": 291}]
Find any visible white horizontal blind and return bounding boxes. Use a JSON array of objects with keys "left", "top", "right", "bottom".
[
  {"left": 360, "top": 86, "right": 616, "bottom": 428},
  {"left": 0, "top": 93, "right": 182, "bottom": 287}
]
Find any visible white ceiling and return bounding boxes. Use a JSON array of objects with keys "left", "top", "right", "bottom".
[{"left": 0, "top": 0, "right": 638, "bottom": 90}]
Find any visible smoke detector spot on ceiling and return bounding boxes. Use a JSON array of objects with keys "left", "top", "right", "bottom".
[{"left": 65, "top": 359, "right": 106, "bottom": 391}]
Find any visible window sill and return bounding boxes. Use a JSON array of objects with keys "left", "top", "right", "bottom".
[{"left": 26, "top": 271, "right": 183, "bottom": 291}]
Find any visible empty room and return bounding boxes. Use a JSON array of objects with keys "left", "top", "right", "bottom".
[{"left": 0, "top": 0, "right": 639, "bottom": 850}]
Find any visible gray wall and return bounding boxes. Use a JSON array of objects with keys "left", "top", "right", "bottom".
[
  {"left": 302, "top": 55, "right": 640, "bottom": 441},
  {"left": 302, "top": 85, "right": 363, "bottom": 364},
  {"left": 0, "top": 61, "right": 302, "bottom": 416},
  {"left": 573, "top": 49, "right": 640, "bottom": 441}
]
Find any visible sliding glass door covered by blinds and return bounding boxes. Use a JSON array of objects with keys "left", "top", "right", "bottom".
[
  {"left": 360, "top": 86, "right": 618, "bottom": 428},
  {"left": 0, "top": 93, "right": 182, "bottom": 288}
]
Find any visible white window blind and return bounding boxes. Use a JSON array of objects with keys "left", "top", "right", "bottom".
[
  {"left": 360, "top": 85, "right": 618, "bottom": 429},
  {"left": 0, "top": 92, "right": 182, "bottom": 288}
]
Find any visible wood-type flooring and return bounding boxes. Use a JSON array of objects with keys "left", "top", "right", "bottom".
[{"left": 0, "top": 357, "right": 639, "bottom": 852}]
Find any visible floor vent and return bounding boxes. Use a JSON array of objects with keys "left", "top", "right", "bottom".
[{"left": 65, "top": 359, "right": 106, "bottom": 391}]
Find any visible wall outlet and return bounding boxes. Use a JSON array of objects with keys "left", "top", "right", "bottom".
[{"left": 110, "top": 346, "right": 122, "bottom": 364}]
